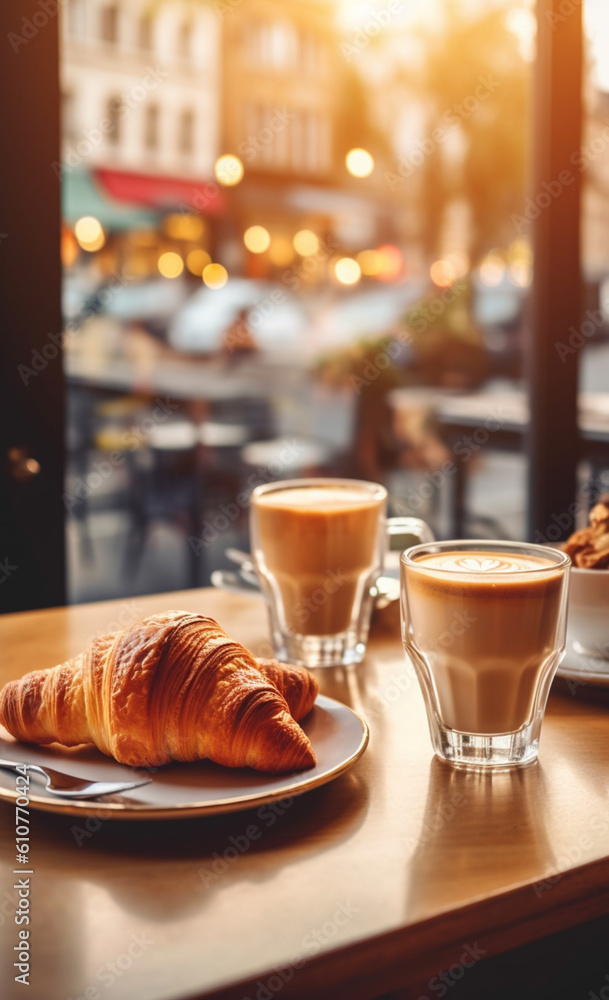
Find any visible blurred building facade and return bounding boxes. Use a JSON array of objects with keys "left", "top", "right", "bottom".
[{"left": 62, "top": 0, "right": 219, "bottom": 181}]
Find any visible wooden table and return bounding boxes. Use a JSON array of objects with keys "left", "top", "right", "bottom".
[{"left": 2, "top": 589, "right": 609, "bottom": 1000}]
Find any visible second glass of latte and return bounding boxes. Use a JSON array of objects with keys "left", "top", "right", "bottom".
[{"left": 401, "top": 541, "right": 570, "bottom": 768}]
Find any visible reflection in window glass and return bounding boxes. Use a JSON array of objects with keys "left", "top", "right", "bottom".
[{"left": 61, "top": 0, "right": 538, "bottom": 602}]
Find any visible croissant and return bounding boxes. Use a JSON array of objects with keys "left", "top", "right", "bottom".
[{"left": 0, "top": 611, "right": 319, "bottom": 774}]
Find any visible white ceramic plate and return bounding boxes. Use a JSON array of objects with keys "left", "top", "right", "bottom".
[
  {"left": 556, "top": 647, "right": 609, "bottom": 690},
  {"left": 0, "top": 695, "right": 368, "bottom": 820}
]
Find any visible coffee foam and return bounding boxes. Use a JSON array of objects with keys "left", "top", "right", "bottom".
[
  {"left": 413, "top": 550, "right": 556, "bottom": 577},
  {"left": 255, "top": 486, "right": 380, "bottom": 512}
]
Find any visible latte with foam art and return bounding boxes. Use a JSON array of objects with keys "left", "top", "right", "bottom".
[{"left": 402, "top": 549, "right": 566, "bottom": 736}]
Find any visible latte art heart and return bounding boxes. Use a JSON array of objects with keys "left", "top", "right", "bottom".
[
  {"left": 452, "top": 557, "right": 514, "bottom": 573},
  {"left": 417, "top": 551, "right": 555, "bottom": 575}
]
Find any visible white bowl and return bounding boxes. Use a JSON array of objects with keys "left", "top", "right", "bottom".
[{"left": 567, "top": 566, "right": 609, "bottom": 661}]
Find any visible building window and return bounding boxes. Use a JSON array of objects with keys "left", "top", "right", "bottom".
[
  {"left": 245, "top": 20, "right": 296, "bottom": 69},
  {"left": 62, "top": 91, "right": 77, "bottom": 142},
  {"left": 144, "top": 104, "right": 159, "bottom": 151},
  {"left": 100, "top": 4, "right": 118, "bottom": 45},
  {"left": 139, "top": 14, "right": 153, "bottom": 52},
  {"left": 106, "top": 95, "right": 123, "bottom": 145},
  {"left": 179, "top": 109, "right": 195, "bottom": 156},
  {"left": 178, "top": 20, "right": 193, "bottom": 61},
  {"left": 67, "top": 0, "right": 86, "bottom": 40},
  {"left": 301, "top": 32, "right": 321, "bottom": 75},
  {"left": 290, "top": 114, "right": 303, "bottom": 174}
]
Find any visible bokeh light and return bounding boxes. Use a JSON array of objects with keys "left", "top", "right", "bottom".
[
  {"left": 479, "top": 249, "right": 507, "bottom": 287},
  {"left": 244, "top": 225, "right": 271, "bottom": 253},
  {"left": 157, "top": 251, "right": 184, "bottom": 278},
  {"left": 214, "top": 154, "right": 244, "bottom": 187},
  {"left": 334, "top": 257, "right": 362, "bottom": 285},
  {"left": 269, "top": 235, "right": 295, "bottom": 267},
  {"left": 357, "top": 249, "right": 382, "bottom": 276},
  {"left": 508, "top": 262, "right": 532, "bottom": 287},
  {"left": 346, "top": 148, "right": 375, "bottom": 178},
  {"left": 430, "top": 259, "right": 457, "bottom": 288},
  {"left": 203, "top": 263, "right": 228, "bottom": 289},
  {"left": 376, "top": 244, "right": 403, "bottom": 282},
  {"left": 61, "top": 228, "right": 78, "bottom": 267},
  {"left": 164, "top": 214, "right": 205, "bottom": 241},
  {"left": 186, "top": 248, "right": 211, "bottom": 277},
  {"left": 444, "top": 251, "right": 470, "bottom": 278},
  {"left": 74, "top": 216, "right": 105, "bottom": 251},
  {"left": 293, "top": 229, "right": 320, "bottom": 256}
]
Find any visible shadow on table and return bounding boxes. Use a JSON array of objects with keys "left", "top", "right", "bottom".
[
  {"left": 403, "top": 757, "right": 556, "bottom": 919},
  {"left": 0, "top": 761, "right": 369, "bottom": 923}
]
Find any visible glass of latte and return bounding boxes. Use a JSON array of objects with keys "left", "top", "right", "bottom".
[
  {"left": 401, "top": 541, "right": 571, "bottom": 768},
  {"left": 251, "top": 478, "right": 433, "bottom": 668}
]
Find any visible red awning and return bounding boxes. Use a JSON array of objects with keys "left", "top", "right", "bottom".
[{"left": 94, "top": 168, "right": 226, "bottom": 216}]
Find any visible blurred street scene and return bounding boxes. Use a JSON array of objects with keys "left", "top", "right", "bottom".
[{"left": 59, "top": 0, "right": 609, "bottom": 601}]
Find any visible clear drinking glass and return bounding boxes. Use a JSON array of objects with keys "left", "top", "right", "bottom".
[
  {"left": 401, "top": 540, "right": 571, "bottom": 768},
  {"left": 251, "top": 478, "right": 432, "bottom": 668}
]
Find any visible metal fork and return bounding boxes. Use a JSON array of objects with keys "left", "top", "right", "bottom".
[{"left": 0, "top": 758, "right": 152, "bottom": 800}]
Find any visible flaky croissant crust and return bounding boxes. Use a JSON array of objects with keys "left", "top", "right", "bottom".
[{"left": 0, "top": 612, "right": 319, "bottom": 773}]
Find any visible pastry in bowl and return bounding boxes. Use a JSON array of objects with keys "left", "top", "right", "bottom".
[
  {"left": 0, "top": 611, "right": 319, "bottom": 773},
  {"left": 563, "top": 501, "right": 609, "bottom": 660}
]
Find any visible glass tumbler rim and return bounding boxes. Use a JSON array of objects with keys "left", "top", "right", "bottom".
[
  {"left": 251, "top": 477, "right": 388, "bottom": 503},
  {"left": 401, "top": 538, "right": 571, "bottom": 576}
]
